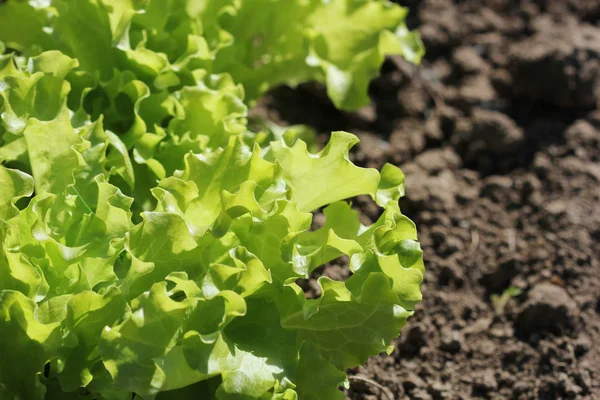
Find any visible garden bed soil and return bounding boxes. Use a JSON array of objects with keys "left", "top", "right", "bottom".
[{"left": 255, "top": 0, "right": 600, "bottom": 399}]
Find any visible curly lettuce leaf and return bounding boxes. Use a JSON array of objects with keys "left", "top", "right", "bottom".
[
  {"left": 213, "top": 0, "right": 424, "bottom": 109},
  {"left": 0, "top": 290, "right": 61, "bottom": 400},
  {"left": 0, "top": 165, "right": 33, "bottom": 222},
  {"left": 1, "top": 132, "right": 423, "bottom": 400},
  {"left": 0, "top": 0, "right": 423, "bottom": 398},
  {"left": 270, "top": 131, "right": 380, "bottom": 212}
]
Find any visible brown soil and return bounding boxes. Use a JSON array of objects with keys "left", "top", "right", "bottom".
[{"left": 255, "top": 0, "right": 600, "bottom": 399}]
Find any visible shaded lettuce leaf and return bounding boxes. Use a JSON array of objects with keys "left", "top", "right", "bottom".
[
  {"left": 0, "top": 2, "right": 55, "bottom": 54},
  {"left": 0, "top": 290, "right": 62, "bottom": 400},
  {"left": 54, "top": 287, "right": 130, "bottom": 391},
  {"left": 0, "top": 165, "right": 33, "bottom": 222},
  {"left": 213, "top": 0, "right": 424, "bottom": 109}
]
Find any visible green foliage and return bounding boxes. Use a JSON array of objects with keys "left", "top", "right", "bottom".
[{"left": 0, "top": 0, "right": 424, "bottom": 398}]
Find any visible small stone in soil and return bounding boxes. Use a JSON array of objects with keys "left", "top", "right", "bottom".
[
  {"left": 471, "top": 109, "right": 525, "bottom": 155},
  {"left": 558, "top": 372, "right": 582, "bottom": 398},
  {"left": 414, "top": 148, "right": 461, "bottom": 174},
  {"left": 573, "top": 335, "right": 591, "bottom": 357},
  {"left": 439, "top": 329, "right": 464, "bottom": 354},
  {"left": 412, "top": 388, "right": 434, "bottom": 400},
  {"left": 458, "top": 75, "right": 497, "bottom": 107},
  {"left": 476, "top": 339, "right": 497, "bottom": 356},
  {"left": 428, "top": 381, "right": 452, "bottom": 400},
  {"left": 473, "top": 369, "right": 498, "bottom": 394},
  {"left": 516, "top": 283, "right": 578, "bottom": 336},
  {"left": 401, "top": 372, "right": 426, "bottom": 392},
  {"left": 462, "top": 317, "right": 492, "bottom": 335},
  {"left": 453, "top": 46, "right": 490, "bottom": 75},
  {"left": 481, "top": 176, "right": 513, "bottom": 202},
  {"left": 512, "top": 380, "right": 533, "bottom": 396}
]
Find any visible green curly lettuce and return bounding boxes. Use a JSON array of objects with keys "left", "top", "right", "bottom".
[{"left": 0, "top": 0, "right": 424, "bottom": 399}]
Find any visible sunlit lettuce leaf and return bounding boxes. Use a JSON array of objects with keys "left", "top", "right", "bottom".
[
  {"left": 0, "top": 0, "right": 423, "bottom": 398},
  {"left": 0, "top": 130, "right": 423, "bottom": 399},
  {"left": 270, "top": 130, "right": 380, "bottom": 212},
  {"left": 23, "top": 110, "right": 89, "bottom": 195}
]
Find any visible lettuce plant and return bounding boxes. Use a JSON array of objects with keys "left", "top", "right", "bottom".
[{"left": 0, "top": 1, "right": 424, "bottom": 399}]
